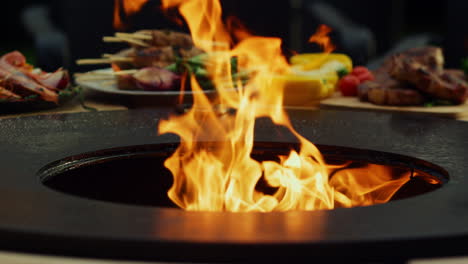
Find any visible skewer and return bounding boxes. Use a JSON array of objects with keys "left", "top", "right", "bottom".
[
  {"left": 74, "top": 69, "right": 138, "bottom": 80},
  {"left": 101, "top": 54, "right": 133, "bottom": 62},
  {"left": 118, "top": 36, "right": 151, "bottom": 47},
  {"left": 76, "top": 58, "right": 114, "bottom": 65},
  {"left": 115, "top": 32, "right": 152, "bottom": 40},
  {"left": 102, "top": 35, "right": 150, "bottom": 47},
  {"left": 76, "top": 57, "right": 133, "bottom": 65},
  {"left": 74, "top": 75, "right": 115, "bottom": 81},
  {"left": 108, "top": 56, "right": 132, "bottom": 61},
  {"left": 75, "top": 69, "right": 138, "bottom": 76},
  {"left": 102, "top": 36, "right": 123, "bottom": 43}
]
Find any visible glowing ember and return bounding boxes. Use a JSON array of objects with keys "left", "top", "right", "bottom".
[{"left": 118, "top": 0, "right": 411, "bottom": 212}]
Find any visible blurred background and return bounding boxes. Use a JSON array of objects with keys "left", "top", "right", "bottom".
[{"left": 1, "top": 0, "right": 467, "bottom": 73}]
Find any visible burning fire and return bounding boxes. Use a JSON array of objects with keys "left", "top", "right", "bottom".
[
  {"left": 309, "top": 24, "right": 336, "bottom": 53},
  {"left": 119, "top": 0, "right": 411, "bottom": 212},
  {"left": 114, "top": 0, "right": 149, "bottom": 29}
]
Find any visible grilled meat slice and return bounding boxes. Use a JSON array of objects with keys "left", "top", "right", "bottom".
[
  {"left": 389, "top": 55, "right": 468, "bottom": 104},
  {"left": 0, "top": 67, "right": 58, "bottom": 103},
  {"left": 112, "top": 46, "right": 205, "bottom": 69},
  {"left": 359, "top": 46, "right": 466, "bottom": 106},
  {"left": 0, "top": 86, "right": 21, "bottom": 100},
  {"left": 133, "top": 46, "right": 176, "bottom": 68},
  {"left": 0, "top": 51, "right": 68, "bottom": 91},
  {"left": 111, "top": 48, "right": 135, "bottom": 70},
  {"left": 179, "top": 46, "right": 205, "bottom": 59},
  {"left": 136, "top": 30, "right": 195, "bottom": 48},
  {"left": 36, "top": 69, "right": 70, "bottom": 90},
  {"left": 358, "top": 72, "right": 426, "bottom": 106},
  {"left": 397, "top": 46, "right": 444, "bottom": 73},
  {"left": 132, "top": 67, "right": 180, "bottom": 91},
  {"left": 116, "top": 67, "right": 180, "bottom": 91}
]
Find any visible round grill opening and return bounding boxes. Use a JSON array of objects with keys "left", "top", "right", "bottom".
[{"left": 39, "top": 143, "right": 448, "bottom": 209}]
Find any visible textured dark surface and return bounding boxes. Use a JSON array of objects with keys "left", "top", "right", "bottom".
[{"left": 0, "top": 109, "right": 468, "bottom": 262}]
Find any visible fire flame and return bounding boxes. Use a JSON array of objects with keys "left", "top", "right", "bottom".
[
  {"left": 114, "top": 0, "right": 149, "bottom": 29},
  {"left": 303, "top": 24, "right": 336, "bottom": 69},
  {"left": 308, "top": 24, "right": 335, "bottom": 53},
  {"left": 153, "top": 0, "right": 410, "bottom": 212}
]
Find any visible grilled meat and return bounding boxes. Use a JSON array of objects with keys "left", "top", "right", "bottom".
[
  {"left": 396, "top": 46, "right": 444, "bottom": 73},
  {"left": 0, "top": 66, "right": 59, "bottom": 103},
  {"left": 133, "top": 46, "right": 175, "bottom": 68},
  {"left": 117, "top": 67, "right": 180, "bottom": 91},
  {"left": 113, "top": 46, "right": 204, "bottom": 70},
  {"left": 358, "top": 71, "right": 426, "bottom": 106},
  {"left": 360, "top": 46, "right": 468, "bottom": 106},
  {"left": 389, "top": 53, "right": 468, "bottom": 104},
  {"left": 0, "top": 51, "right": 65, "bottom": 91},
  {"left": 136, "top": 30, "right": 195, "bottom": 48},
  {"left": 0, "top": 86, "right": 21, "bottom": 100},
  {"left": 0, "top": 51, "right": 69, "bottom": 103}
]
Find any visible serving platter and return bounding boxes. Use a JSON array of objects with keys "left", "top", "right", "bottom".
[
  {"left": 320, "top": 95, "right": 468, "bottom": 119},
  {"left": 0, "top": 87, "right": 80, "bottom": 114},
  {"left": 75, "top": 68, "right": 217, "bottom": 96}
]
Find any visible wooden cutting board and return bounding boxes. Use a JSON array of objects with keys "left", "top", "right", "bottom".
[{"left": 320, "top": 95, "right": 468, "bottom": 119}]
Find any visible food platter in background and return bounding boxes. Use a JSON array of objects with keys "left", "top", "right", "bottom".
[
  {"left": 75, "top": 68, "right": 217, "bottom": 96},
  {"left": 320, "top": 95, "right": 468, "bottom": 119},
  {"left": 0, "top": 51, "right": 78, "bottom": 114},
  {"left": 0, "top": 91, "right": 78, "bottom": 114},
  {"left": 321, "top": 46, "right": 468, "bottom": 118}
]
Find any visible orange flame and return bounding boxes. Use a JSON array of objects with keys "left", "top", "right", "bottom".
[
  {"left": 114, "top": 0, "right": 149, "bottom": 29},
  {"left": 330, "top": 164, "right": 411, "bottom": 207},
  {"left": 308, "top": 24, "right": 335, "bottom": 53},
  {"left": 158, "top": 0, "right": 410, "bottom": 212}
]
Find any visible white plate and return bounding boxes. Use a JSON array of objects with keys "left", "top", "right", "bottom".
[{"left": 75, "top": 68, "right": 217, "bottom": 96}]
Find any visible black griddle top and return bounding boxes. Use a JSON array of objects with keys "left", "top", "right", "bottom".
[{"left": 0, "top": 109, "right": 467, "bottom": 263}]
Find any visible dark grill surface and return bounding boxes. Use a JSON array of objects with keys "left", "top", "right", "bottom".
[{"left": 0, "top": 109, "right": 467, "bottom": 263}]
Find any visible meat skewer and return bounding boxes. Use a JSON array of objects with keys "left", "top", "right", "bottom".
[
  {"left": 76, "top": 57, "right": 133, "bottom": 65},
  {"left": 77, "top": 46, "right": 204, "bottom": 68},
  {"left": 119, "top": 30, "right": 194, "bottom": 48},
  {"left": 77, "top": 30, "right": 232, "bottom": 92},
  {"left": 102, "top": 30, "right": 193, "bottom": 48},
  {"left": 102, "top": 36, "right": 150, "bottom": 48}
]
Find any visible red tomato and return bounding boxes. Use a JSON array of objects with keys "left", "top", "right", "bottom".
[
  {"left": 351, "top": 66, "right": 370, "bottom": 76},
  {"left": 355, "top": 71, "right": 375, "bottom": 82},
  {"left": 338, "top": 75, "right": 360, "bottom": 96}
]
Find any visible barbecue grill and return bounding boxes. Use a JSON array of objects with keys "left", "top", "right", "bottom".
[{"left": 0, "top": 109, "right": 467, "bottom": 263}]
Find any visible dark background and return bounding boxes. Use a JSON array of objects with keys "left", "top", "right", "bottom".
[{"left": 0, "top": 0, "right": 467, "bottom": 71}]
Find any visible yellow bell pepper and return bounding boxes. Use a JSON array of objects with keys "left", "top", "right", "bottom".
[
  {"left": 272, "top": 53, "right": 353, "bottom": 106},
  {"left": 273, "top": 73, "right": 337, "bottom": 106},
  {"left": 290, "top": 53, "right": 353, "bottom": 72}
]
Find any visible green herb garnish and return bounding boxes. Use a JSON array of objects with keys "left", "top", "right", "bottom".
[
  {"left": 166, "top": 53, "right": 243, "bottom": 90},
  {"left": 462, "top": 57, "right": 468, "bottom": 75},
  {"left": 337, "top": 67, "right": 349, "bottom": 79},
  {"left": 424, "top": 99, "right": 454, "bottom": 107},
  {"left": 23, "top": 94, "right": 39, "bottom": 101}
]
